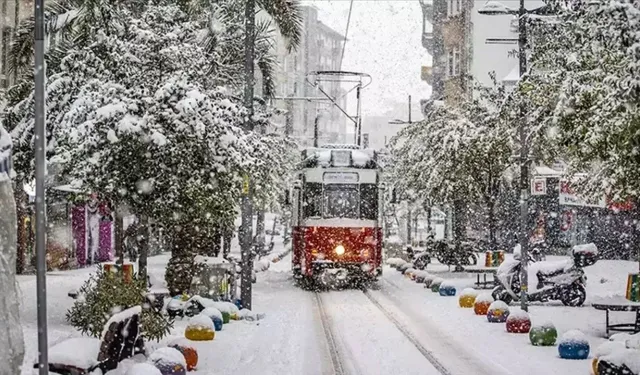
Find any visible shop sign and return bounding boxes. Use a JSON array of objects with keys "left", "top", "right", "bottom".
[
  {"left": 559, "top": 180, "right": 605, "bottom": 208},
  {"left": 531, "top": 178, "right": 547, "bottom": 196}
]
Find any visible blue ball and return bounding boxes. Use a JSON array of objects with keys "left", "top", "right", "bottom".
[
  {"left": 438, "top": 285, "right": 456, "bottom": 296},
  {"left": 558, "top": 341, "right": 590, "bottom": 360},
  {"left": 234, "top": 299, "right": 244, "bottom": 310},
  {"left": 212, "top": 316, "right": 223, "bottom": 331}
]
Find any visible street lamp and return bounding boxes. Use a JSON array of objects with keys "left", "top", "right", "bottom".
[{"left": 477, "top": 0, "right": 543, "bottom": 312}]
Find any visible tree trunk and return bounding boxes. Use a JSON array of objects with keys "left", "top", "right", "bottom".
[
  {"left": 256, "top": 210, "right": 265, "bottom": 253},
  {"left": 138, "top": 214, "right": 149, "bottom": 280},
  {"left": 165, "top": 225, "right": 199, "bottom": 296},
  {"left": 114, "top": 203, "right": 124, "bottom": 267},
  {"left": 453, "top": 199, "right": 466, "bottom": 245},
  {"left": 14, "top": 182, "right": 27, "bottom": 274},
  {"left": 487, "top": 197, "right": 497, "bottom": 251}
]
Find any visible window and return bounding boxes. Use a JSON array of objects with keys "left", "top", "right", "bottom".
[
  {"left": 360, "top": 184, "right": 378, "bottom": 220},
  {"left": 447, "top": 46, "right": 461, "bottom": 77},
  {"left": 303, "top": 183, "right": 323, "bottom": 218},
  {"left": 323, "top": 184, "right": 359, "bottom": 219}
]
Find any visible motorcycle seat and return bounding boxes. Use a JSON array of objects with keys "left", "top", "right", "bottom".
[{"left": 535, "top": 260, "right": 572, "bottom": 278}]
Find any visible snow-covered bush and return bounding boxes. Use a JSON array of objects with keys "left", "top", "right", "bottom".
[{"left": 66, "top": 266, "right": 172, "bottom": 341}]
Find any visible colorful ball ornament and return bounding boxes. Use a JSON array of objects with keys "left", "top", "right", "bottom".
[
  {"left": 487, "top": 301, "right": 510, "bottom": 323},
  {"left": 473, "top": 293, "right": 494, "bottom": 315},
  {"left": 169, "top": 340, "right": 199, "bottom": 371},
  {"left": 430, "top": 278, "right": 444, "bottom": 293},
  {"left": 185, "top": 314, "right": 215, "bottom": 341},
  {"left": 529, "top": 321, "right": 558, "bottom": 346},
  {"left": 423, "top": 275, "right": 435, "bottom": 288},
  {"left": 438, "top": 282, "right": 456, "bottom": 296},
  {"left": 458, "top": 288, "right": 478, "bottom": 308},
  {"left": 505, "top": 309, "right": 531, "bottom": 333},
  {"left": 148, "top": 347, "right": 187, "bottom": 375},
  {"left": 558, "top": 330, "right": 590, "bottom": 360}
]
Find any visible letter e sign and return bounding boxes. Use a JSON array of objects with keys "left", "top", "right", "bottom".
[{"left": 531, "top": 178, "right": 547, "bottom": 196}]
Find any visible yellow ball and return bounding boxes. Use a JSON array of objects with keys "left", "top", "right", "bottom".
[
  {"left": 459, "top": 294, "right": 476, "bottom": 308},
  {"left": 591, "top": 358, "right": 598, "bottom": 375},
  {"left": 230, "top": 313, "right": 239, "bottom": 320},
  {"left": 185, "top": 326, "right": 215, "bottom": 341}
]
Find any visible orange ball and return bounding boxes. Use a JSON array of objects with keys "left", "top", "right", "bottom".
[
  {"left": 170, "top": 343, "right": 199, "bottom": 371},
  {"left": 474, "top": 301, "right": 491, "bottom": 315}
]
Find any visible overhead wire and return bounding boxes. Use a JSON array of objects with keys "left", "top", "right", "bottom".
[{"left": 338, "top": 0, "right": 355, "bottom": 71}]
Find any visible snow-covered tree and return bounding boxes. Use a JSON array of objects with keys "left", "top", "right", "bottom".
[{"left": 389, "top": 84, "right": 513, "bottom": 249}]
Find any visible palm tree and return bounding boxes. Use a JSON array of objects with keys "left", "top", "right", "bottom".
[{"left": 190, "top": 0, "right": 303, "bottom": 98}]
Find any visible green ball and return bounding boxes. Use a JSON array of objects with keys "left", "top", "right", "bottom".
[
  {"left": 529, "top": 325, "right": 558, "bottom": 346},
  {"left": 431, "top": 281, "right": 442, "bottom": 293},
  {"left": 221, "top": 311, "right": 230, "bottom": 324}
]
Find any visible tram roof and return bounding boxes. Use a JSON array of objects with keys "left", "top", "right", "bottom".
[{"left": 300, "top": 147, "right": 379, "bottom": 169}]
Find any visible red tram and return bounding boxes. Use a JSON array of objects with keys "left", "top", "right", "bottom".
[{"left": 290, "top": 145, "right": 384, "bottom": 286}]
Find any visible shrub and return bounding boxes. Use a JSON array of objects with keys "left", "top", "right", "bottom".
[{"left": 66, "top": 266, "right": 172, "bottom": 341}]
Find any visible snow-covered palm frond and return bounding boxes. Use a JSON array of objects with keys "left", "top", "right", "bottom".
[{"left": 256, "top": 0, "right": 303, "bottom": 51}]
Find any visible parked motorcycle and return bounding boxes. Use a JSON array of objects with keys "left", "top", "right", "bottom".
[
  {"left": 402, "top": 244, "right": 432, "bottom": 271},
  {"left": 492, "top": 243, "right": 598, "bottom": 307}
]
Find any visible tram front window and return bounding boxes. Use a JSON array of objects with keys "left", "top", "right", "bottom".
[{"left": 323, "top": 184, "right": 359, "bottom": 219}]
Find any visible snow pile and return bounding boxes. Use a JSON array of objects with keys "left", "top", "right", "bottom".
[
  {"left": 506, "top": 308, "right": 529, "bottom": 321},
  {"left": 351, "top": 150, "right": 373, "bottom": 166},
  {"left": 572, "top": 243, "right": 598, "bottom": 255},
  {"left": 200, "top": 307, "right": 223, "bottom": 320},
  {"left": 187, "top": 295, "right": 216, "bottom": 309},
  {"left": 49, "top": 337, "right": 100, "bottom": 369},
  {"left": 125, "top": 362, "right": 162, "bottom": 375},
  {"left": 488, "top": 301, "right": 509, "bottom": 312},
  {"left": 439, "top": 280, "right": 455, "bottom": 288},
  {"left": 238, "top": 308, "right": 265, "bottom": 321},
  {"left": 558, "top": 330, "right": 589, "bottom": 345},
  {"left": 531, "top": 319, "right": 555, "bottom": 329},
  {"left": 594, "top": 340, "right": 626, "bottom": 358},
  {"left": 254, "top": 258, "right": 270, "bottom": 272},
  {"left": 386, "top": 258, "right": 404, "bottom": 267},
  {"left": 101, "top": 306, "right": 142, "bottom": 340},
  {"left": 600, "top": 348, "right": 640, "bottom": 374},
  {"left": 461, "top": 288, "right": 479, "bottom": 297},
  {"left": 193, "top": 255, "right": 230, "bottom": 265},
  {"left": 187, "top": 314, "right": 215, "bottom": 330},
  {"left": 475, "top": 293, "right": 494, "bottom": 303},
  {"left": 148, "top": 347, "right": 187, "bottom": 368}
]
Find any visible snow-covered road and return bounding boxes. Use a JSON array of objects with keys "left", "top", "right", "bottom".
[{"left": 19, "top": 244, "right": 625, "bottom": 375}]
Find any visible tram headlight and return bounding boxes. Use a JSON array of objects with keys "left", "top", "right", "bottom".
[{"left": 335, "top": 245, "right": 346, "bottom": 255}]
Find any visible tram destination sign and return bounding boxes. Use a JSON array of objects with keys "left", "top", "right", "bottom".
[{"left": 323, "top": 172, "right": 359, "bottom": 183}]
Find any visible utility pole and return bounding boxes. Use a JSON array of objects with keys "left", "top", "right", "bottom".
[
  {"left": 517, "top": 0, "right": 530, "bottom": 312},
  {"left": 34, "top": 0, "right": 48, "bottom": 372},
  {"left": 241, "top": 0, "right": 256, "bottom": 310}
]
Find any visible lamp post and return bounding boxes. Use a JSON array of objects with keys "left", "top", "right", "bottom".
[{"left": 478, "top": 0, "right": 549, "bottom": 312}]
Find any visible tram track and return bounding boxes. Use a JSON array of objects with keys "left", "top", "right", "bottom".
[
  {"left": 314, "top": 292, "right": 347, "bottom": 375},
  {"left": 361, "top": 288, "right": 453, "bottom": 375}
]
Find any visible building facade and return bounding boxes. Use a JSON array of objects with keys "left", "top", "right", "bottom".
[
  {"left": 420, "top": 0, "right": 543, "bottom": 110},
  {"left": 269, "top": 6, "right": 347, "bottom": 147}
]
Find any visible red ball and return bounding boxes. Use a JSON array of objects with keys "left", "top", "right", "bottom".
[{"left": 506, "top": 317, "right": 532, "bottom": 333}]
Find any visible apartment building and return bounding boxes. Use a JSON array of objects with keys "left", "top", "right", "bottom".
[
  {"left": 269, "top": 6, "right": 347, "bottom": 147},
  {"left": 421, "top": 0, "right": 543, "bottom": 110}
]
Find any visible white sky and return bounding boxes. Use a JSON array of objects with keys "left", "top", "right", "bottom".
[{"left": 301, "top": 0, "right": 432, "bottom": 118}]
